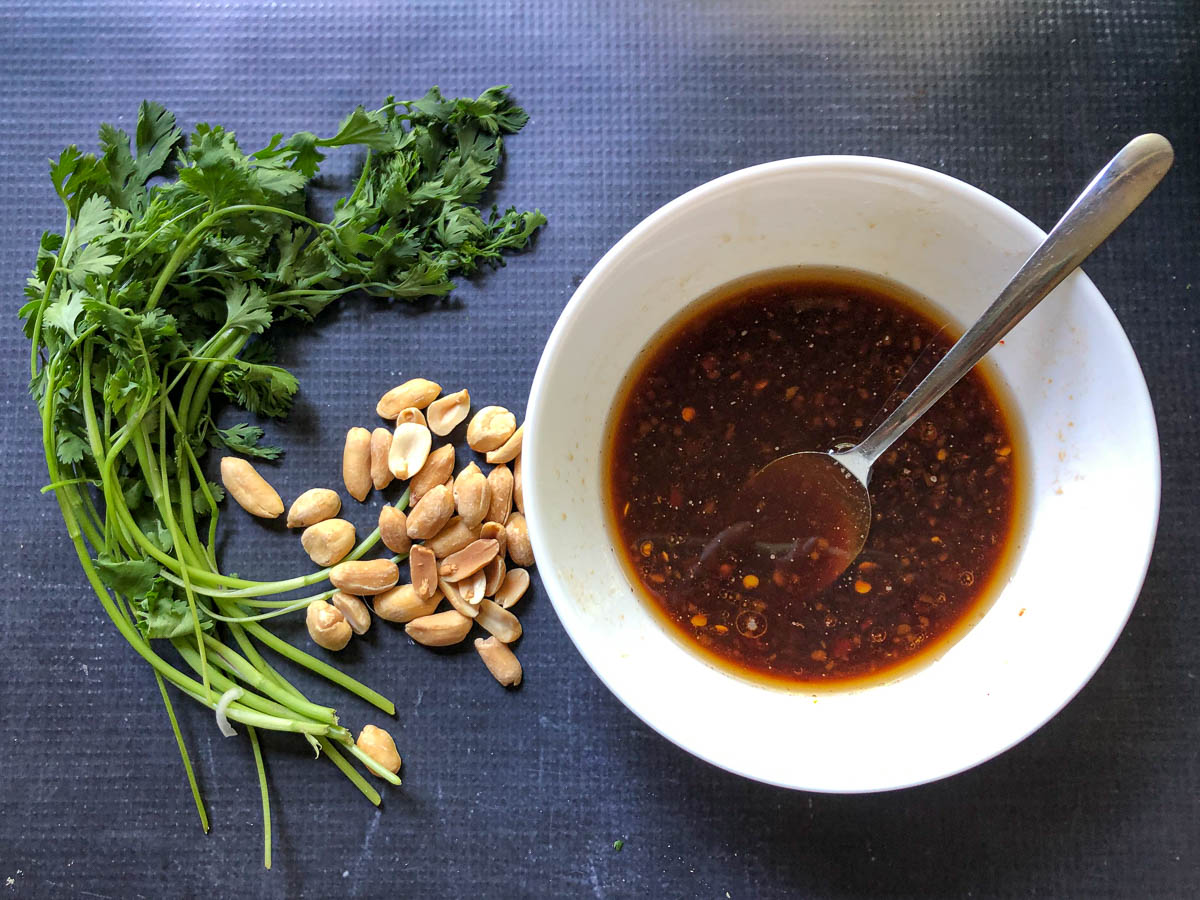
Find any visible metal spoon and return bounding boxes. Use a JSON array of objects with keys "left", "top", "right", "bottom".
[{"left": 740, "top": 133, "right": 1174, "bottom": 592}]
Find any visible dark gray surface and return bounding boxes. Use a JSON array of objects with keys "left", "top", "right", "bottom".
[{"left": 1, "top": 1, "right": 1198, "bottom": 897}]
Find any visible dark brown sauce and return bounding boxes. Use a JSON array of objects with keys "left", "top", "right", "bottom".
[{"left": 604, "top": 268, "right": 1025, "bottom": 689}]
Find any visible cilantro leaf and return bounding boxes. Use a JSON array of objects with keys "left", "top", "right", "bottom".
[
  {"left": 219, "top": 358, "right": 299, "bottom": 418},
  {"left": 210, "top": 423, "right": 283, "bottom": 460},
  {"left": 224, "top": 284, "right": 274, "bottom": 335},
  {"left": 95, "top": 555, "right": 160, "bottom": 598},
  {"left": 134, "top": 579, "right": 212, "bottom": 640}
]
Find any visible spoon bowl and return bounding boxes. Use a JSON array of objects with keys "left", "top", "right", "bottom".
[{"left": 735, "top": 450, "right": 871, "bottom": 595}]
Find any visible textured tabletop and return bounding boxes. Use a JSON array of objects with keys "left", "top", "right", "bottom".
[{"left": 1, "top": 2, "right": 1197, "bottom": 897}]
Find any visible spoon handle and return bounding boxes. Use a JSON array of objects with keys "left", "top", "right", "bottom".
[{"left": 847, "top": 133, "right": 1174, "bottom": 472}]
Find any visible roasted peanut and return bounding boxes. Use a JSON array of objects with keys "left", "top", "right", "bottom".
[
  {"left": 388, "top": 421, "right": 432, "bottom": 480},
  {"left": 483, "top": 555, "right": 507, "bottom": 596},
  {"left": 301, "top": 518, "right": 356, "bottom": 567},
  {"left": 373, "top": 583, "right": 442, "bottom": 623},
  {"left": 427, "top": 389, "right": 470, "bottom": 436},
  {"left": 512, "top": 452, "right": 524, "bottom": 513},
  {"left": 331, "top": 591, "right": 372, "bottom": 635},
  {"left": 406, "top": 484, "right": 454, "bottom": 539},
  {"left": 307, "top": 600, "right": 352, "bottom": 650},
  {"left": 329, "top": 559, "right": 399, "bottom": 595},
  {"left": 480, "top": 520, "right": 507, "bottom": 559},
  {"left": 440, "top": 577, "right": 480, "bottom": 618},
  {"left": 342, "top": 427, "right": 373, "bottom": 501},
  {"left": 377, "top": 378, "right": 441, "bottom": 419},
  {"left": 423, "top": 516, "right": 481, "bottom": 557},
  {"left": 286, "top": 487, "right": 341, "bottom": 528},
  {"left": 476, "top": 598, "right": 522, "bottom": 643},
  {"left": 466, "top": 406, "right": 517, "bottom": 452},
  {"left": 459, "top": 569, "right": 487, "bottom": 605},
  {"left": 220, "top": 457, "right": 284, "bottom": 519},
  {"left": 395, "top": 406, "right": 427, "bottom": 428},
  {"left": 505, "top": 512, "right": 534, "bottom": 567},
  {"left": 438, "top": 538, "right": 499, "bottom": 581},
  {"left": 378, "top": 505, "right": 412, "bottom": 555},
  {"left": 356, "top": 724, "right": 402, "bottom": 774},
  {"left": 405, "top": 609, "right": 473, "bottom": 647},
  {"left": 474, "top": 636, "right": 523, "bottom": 686},
  {"left": 495, "top": 567, "right": 530, "bottom": 609},
  {"left": 409, "top": 545, "right": 438, "bottom": 600},
  {"left": 485, "top": 464, "right": 514, "bottom": 525},
  {"left": 485, "top": 424, "right": 524, "bottom": 465},
  {"left": 370, "top": 427, "right": 394, "bottom": 491},
  {"left": 409, "top": 444, "right": 455, "bottom": 502},
  {"left": 453, "top": 463, "right": 491, "bottom": 527}
]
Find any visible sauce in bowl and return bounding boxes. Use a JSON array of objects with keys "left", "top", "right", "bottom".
[{"left": 604, "top": 268, "right": 1026, "bottom": 688}]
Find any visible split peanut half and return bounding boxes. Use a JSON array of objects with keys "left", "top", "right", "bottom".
[
  {"left": 356, "top": 724, "right": 402, "bottom": 774},
  {"left": 466, "top": 406, "right": 517, "bottom": 452},
  {"left": 475, "top": 636, "right": 522, "bottom": 687},
  {"left": 475, "top": 598, "right": 522, "bottom": 643},
  {"left": 505, "top": 512, "right": 535, "bottom": 567},
  {"left": 480, "top": 521, "right": 507, "bottom": 559},
  {"left": 438, "top": 538, "right": 499, "bottom": 581},
  {"left": 378, "top": 506, "right": 412, "bottom": 555},
  {"left": 370, "top": 427, "right": 394, "bottom": 490},
  {"left": 331, "top": 591, "right": 372, "bottom": 635},
  {"left": 405, "top": 609, "right": 473, "bottom": 647},
  {"left": 301, "top": 518, "right": 356, "bottom": 567},
  {"left": 406, "top": 484, "right": 454, "bottom": 540},
  {"left": 409, "top": 444, "right": 455, "bottom": 502},
  {"left": 373, "top": 583, "right": 442, "bottom": 623},
  {"left": 395, "top": 406, "right": 427, "bottom": 428},
  {"left": 377, "top": 378, "right": 441, "bottom": 419},
  {"left": 494, "top": 567, "right": 530, "bottom": 609},
  {"left": 286, "top": 487, "right": 341, "bottom": 528},
  {"left": 485, "top": 424, "right": 523, "bottom": 465},
  {"left": 342, "top": 427, "right": 373, "bottom": 502},
  {"left": 427, "top": 389, "right": 470, "bottom": 436},
  {"left": 483, "top": 555, "right": 507, "bottom": 597},
  {"left": 220, "top": 457, "right": 284, "bottom": 519},
  {"left": 423, "top": 517, "right": 481, "bottom": 558},
  {"left": 485, "top": 464, "right": 513, "bottom": 525},
  {"left": 388, "top": 421, "right": 432, "bottom": 480},
  {"left": 329, "top": 559, "right": 399, "bottom": 595},
  {"left": 453, "top": 463, "right": 491, "bottom": 528},
  {"left": 307, "top": 600, "right": 352, "bottom": 651},
  {"left": 409, "top": 545, "right": 438, "bottom": 600},
  {"left": 440, "top": 577, "right": 480, "bottom": 618}
]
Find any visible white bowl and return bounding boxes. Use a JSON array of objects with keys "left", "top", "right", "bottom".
[{"left": 523, "top": 156, "right": 1160, "bottom": 792}]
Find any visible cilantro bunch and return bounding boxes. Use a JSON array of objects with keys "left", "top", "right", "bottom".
[{"left": 21, "top": 87, "right": 544, "bottom": 865}]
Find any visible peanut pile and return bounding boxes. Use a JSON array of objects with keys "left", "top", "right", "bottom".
[{"left": 220, "top": 378, "right": 534, "bottom": 692}]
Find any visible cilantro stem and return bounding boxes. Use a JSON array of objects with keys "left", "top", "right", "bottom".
[
  {"left": 248, "top": 726, "right": 272, "bottom": 869},
  {"left": 153, "top": 670, "right": 210, "bottom": 833},
  {"left": 240, "top": 619, "right": 396, "bottom": 715},
  {"left": 318, "top": 737, "right": 382, "bottom": 806}
]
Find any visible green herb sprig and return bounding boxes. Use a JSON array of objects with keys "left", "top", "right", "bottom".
[{"left": 21, "top": 87, "right": 544, "bottom": 866}]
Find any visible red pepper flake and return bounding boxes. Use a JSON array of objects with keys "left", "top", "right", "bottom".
[{"left": 681, "top": 406, "right": 696, "bottom": 422}]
